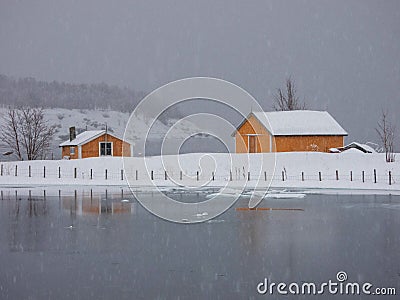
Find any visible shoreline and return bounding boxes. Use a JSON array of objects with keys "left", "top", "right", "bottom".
[{"left": 0, "top": 152, "right": 399, "bottom": 194}]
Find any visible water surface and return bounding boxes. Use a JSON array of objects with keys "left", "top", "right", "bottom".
[{"left": 0, "top": 187, "right": 399, "bottom": 299}]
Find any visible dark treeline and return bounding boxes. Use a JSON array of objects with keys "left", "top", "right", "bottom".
[{"left": 0, "top": 74, "right": 146, "bottom": 112}]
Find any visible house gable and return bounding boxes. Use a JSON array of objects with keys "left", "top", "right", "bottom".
[{"left": 235, "top": 114, "right": 273, "bottom": 153}]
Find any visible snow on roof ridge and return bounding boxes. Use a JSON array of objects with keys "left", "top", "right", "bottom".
[
  {"left": 253, "top": 110, "right": 329, "bottom": 115},
  {"left": 59, "top": 130, "right": 109, "bottom": 147}
]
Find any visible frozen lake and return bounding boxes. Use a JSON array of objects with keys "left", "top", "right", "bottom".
[{"left": 0, "top": 187, "right": 399, "bottom": 299}]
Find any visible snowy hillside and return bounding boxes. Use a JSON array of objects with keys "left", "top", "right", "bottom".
[{"left": 0, "top": 107, "right": 202, "bottom": 159}]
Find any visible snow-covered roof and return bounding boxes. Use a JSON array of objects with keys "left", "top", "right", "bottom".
[
  {"left": 245, "top": 110, "right": 348, "bottom": 136},
  {"left": 340, "top": 148, "right": 362, "bottom": 154},
  {"left": 341, "top": 142, "right": 376, "bottom": 153},
  {"left": 59, "top": 130, "right": 115, "bottom": 147}
]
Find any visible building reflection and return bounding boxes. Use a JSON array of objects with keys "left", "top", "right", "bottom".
[
  {"left": 2, "top": 189, "right": 49, "bottom": 253},
  {"left": 61, "top": 189, "right": 135, "bottom": 215},
  {"left": 0, "top": 188, "right": 136, "bottom": 254}
]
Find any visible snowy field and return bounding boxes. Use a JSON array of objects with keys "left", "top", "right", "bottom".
[{"left": 0, "top": 152, "right": 399, "bottom": 193}]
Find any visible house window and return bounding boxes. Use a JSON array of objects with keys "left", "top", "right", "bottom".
[
  {"left": 70, "top": 147, "right": 75, "bottom": 155},
  {"left": 100, "top": 142, "right": 112, "bottom": 156}
]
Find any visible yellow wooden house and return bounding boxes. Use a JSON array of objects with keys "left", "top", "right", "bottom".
[{"left": 233, "top": 110, "right": 347, "bottom": 153}]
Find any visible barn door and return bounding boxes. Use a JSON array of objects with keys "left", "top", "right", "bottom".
[{"left": 249, "top": 136, "right": 256, "bottom": 153}]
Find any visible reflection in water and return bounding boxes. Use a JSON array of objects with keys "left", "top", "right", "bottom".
[
  {"left": 61, "top": 189, "right": 135, "bottom": 215},
  {"left": 5, "top": 190, "right": 50, "bottom": 253},
  {"left": 0, "top": 187, "right": 136, "bottom": 254},
  {"left": 0, "top": 188, "right": 399, "bottom": 299}
]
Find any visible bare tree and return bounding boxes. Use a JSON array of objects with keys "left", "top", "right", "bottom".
[
  {"left": 1, "top": 108, "right": 23, "bottom": 160},
  {"left": 273, "top": 78, "right": 307, "bottom": 111},
  {"left": 1, "top": 107, "right": 56, "bottom": 160},
  {"left": 376, "top": 110, "right": 395, "bottom": 162}
]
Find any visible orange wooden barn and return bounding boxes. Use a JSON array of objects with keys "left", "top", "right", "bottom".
[
  {"left": 59, "top": 127, "right": 131, "bottom": 159},
  {"left": 233, "top": 110, "right": 347, "bottom": 153}
]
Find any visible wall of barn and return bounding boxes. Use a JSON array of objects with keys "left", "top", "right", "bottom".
[
  {"left": 234, "top": 115, "right": 345, "bottom": 153},
  {"left": 274, "top": 135, "right": 344, "bottom": 152}
]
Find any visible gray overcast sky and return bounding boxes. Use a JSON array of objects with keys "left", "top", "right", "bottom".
[{"left": 0, "top": 0, "right": 399, "bottom": 145}]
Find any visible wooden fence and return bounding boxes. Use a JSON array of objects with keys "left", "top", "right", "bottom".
[{"left": 0, "top": 163, "right": 397, "bottom": 186}]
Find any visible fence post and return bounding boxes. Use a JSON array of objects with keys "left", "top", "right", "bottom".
[
  {"left": 319, "top": 172, "right": 322, "bottom": 181},
  {"left": 164, "top": 170, "right": 167, "bottom": 180},
  {"left": 212, "top": 172, "right": 215, "bottom": 181},
  {"left": 151, "top": 170, "right": 154, "bottom": 180},
  {"left": 121, "top": 169, "right": 124, "bottom": 181},
  {"left": 350, "top": 171, "right": 353, "bottom": 182},
  {"left": 1, "top": 164, "right": 3, "bottom": 176},
  {"left": 362, "top": 171, "right": 365, "bottom": 183},
  {"left": 58, "top": 167, "right": 61, "bottom": 178},
  {"left": 43, "top": 166, "right": 46, "bottom": 178},
  {"left": 74, "top": 168, "right": 77, "bottom": 179},
  {"left": 389, "top": 171, "right": 392, "bottom": 185},
  {"left": 264, "top": 171, "right": 267, "bottom": 181},
  {"left": 15, "top": 165, "right": 17, "bottom": 177},
  {"left": 136, "top": 170, "right": 138, "bottom": 180},
  {"left": 248, "top": 172, "right": 251, "bottom": 181},
  {"left": 282, "top": 171, "right": 285, "bottom": 181},
  {"left": 29, "top": 165, "right": 31, "bottom": 177},
  {"left": 180, "top": 171, "right": 182, "bottom": 180},
  {"left": 105, "top": 169, "right": 107, "bottom": 180},
  {"left": 90, "top": 169, "right": 93, "bottom": 180},
  {"left": 301, "top": 172, "right": 304, "bottom": 181},
  {"left": 230, "top": 170, "right": 232, "bottom": 181},
  {"left": 336, "top": 170, "right": 339, "bottom": 180},
  {"left": 197, "top": 171, "right": 199, "bottom": 181},
  {"left": 374, "top": 169, "right": 377, "bottom": 183}
]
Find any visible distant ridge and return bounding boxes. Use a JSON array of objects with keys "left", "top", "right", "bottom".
[{"left": 0, "top": 74, "right": 146, "bottom": 112}]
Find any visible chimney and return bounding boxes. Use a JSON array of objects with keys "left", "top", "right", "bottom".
[{"left": 69, "top": 126, "right": 76, "bottom": 141}]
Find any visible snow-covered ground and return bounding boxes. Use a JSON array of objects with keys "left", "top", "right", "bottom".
[{"left": 0, "top": 152, "right": 399, "bottom": 193}]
